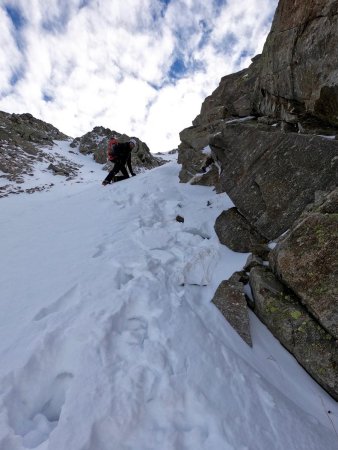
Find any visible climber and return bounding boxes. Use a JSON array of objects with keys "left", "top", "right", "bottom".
[{"left": 102, "top": 138, "right": 137, "bottom": 185}]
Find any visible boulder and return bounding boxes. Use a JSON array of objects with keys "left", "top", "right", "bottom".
[
  {"left": 270, "top": 189, "right": 338, "bottom": 339},
  {"left": 250, "top": 266, "right": 338, "bottom": 401},
  {"left": 212, "top": 280, "right": 252, "bottom": 346},
  {"left": 179, "top": 124, "right": 211, "bottom": 151},
  {"left": 47, "top": 163, "right": 78, "bottom": 177},
  {"left": 210, "top": 122, "right": 338, "bottom": 239},
  {"left": 214, "top": 207, "right": 269, "bottom": 254}
]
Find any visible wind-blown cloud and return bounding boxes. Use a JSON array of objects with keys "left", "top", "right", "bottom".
[{"left": 0, "top": 0, "right": 278, "bottom": 151}]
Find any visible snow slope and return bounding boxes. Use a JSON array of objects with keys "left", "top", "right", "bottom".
[{"left": 0, "top": 143, "right": 337, "bottom": 450}]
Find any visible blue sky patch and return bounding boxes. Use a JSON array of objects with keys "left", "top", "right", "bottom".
[
  {"left": 10, "top": 72, "right": 20, "bottom": 87},
  {"left": 79, "top": 0, "right": 90, "bottom": 8},
  {"left": 214, "top": 0, "right": 227, "bottom": 14},
  {"left": 169, "top": 58, "right": 187, "bottom": 80},
  {"left": 168, "top": 54, "right": 204, "bottom": 83},
  {"left": 10, "top": 67, "right": 25, "bottom": 87},
  {"left": 43, "top": 93, "right": 54, "bottom": 102},
  {"left": 240, "top": 49, "right": 250, "bottom": 59},
  {"left": 234, "top": 49, "right": 254, "bottom": 67},
  {"left": 5, "top": 4, "right": 25, "bottom": 30},
  {"left": 150, "top": 0, "right": 170, "bottom": 21}
]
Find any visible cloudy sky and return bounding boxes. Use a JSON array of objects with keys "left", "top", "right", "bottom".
[{"left": 1, "top": 0, "right": 278, "bottom": 152}]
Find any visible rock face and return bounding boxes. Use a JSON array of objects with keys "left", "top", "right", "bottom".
[
  {"left": 178, "top": 0, "right": 338, "bottom": 399},
  {"left": 210, "top": 121, "right": 338, "bottom": 239},
  {"left": 250, "top": 266, "right": 338, "bottom": 401},
  {"left": 177, "top": 59, "right": 261, "bottom": 184},
  {"left": 178, "top": 0, "right": 338, "bottom": 185},
  {"left": 270, "top": 188, "right": 338, "bottom": 340},
  {"left": 70, "top": 127, "right": 164, "bottom": 171},
  {"left": 212, "top": 280, "right": 252, "bottom": 346},
  {"left": 254, "top": 0, "right": 338, "bottom": 127}
]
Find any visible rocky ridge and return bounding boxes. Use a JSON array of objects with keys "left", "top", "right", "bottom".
[
  {"left": 178, "top": 0, "right": 338, "bottom": 399},
  {"left": 0, "top": 112, "right": 164, "bottom": 198},
  {"left": 0, "top": 111, "right": 76, "bottom": 197}
]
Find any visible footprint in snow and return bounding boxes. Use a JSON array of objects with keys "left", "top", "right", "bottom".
[
  {"left": 92, "top": 240, "right": 116, "bottom": 258},
  {"left": 3, "top": 371, "right": 73, "bottom": 449},
  {"left": 123, "top": 317, "right": 148, "bottom": 346},
  {"left": 33, "top": 284, "right": 79, "bottom": 321}
]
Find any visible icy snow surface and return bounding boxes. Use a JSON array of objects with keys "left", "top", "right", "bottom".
[{"left": 0, "top": 142, "right": 337, "bottom": 450}]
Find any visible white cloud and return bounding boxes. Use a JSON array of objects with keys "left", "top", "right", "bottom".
[
  {"left": 0, "top": 0, "right": 278, "bottom": 151},
  {"left": 0, "top": 9, "right": 22, "bottom": 93}
]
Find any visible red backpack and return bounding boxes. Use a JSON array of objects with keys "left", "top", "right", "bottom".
[{"left": 107, "top": 137, "right": 118, "bottom": 161}]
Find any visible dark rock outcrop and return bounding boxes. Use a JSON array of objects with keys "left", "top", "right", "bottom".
[
  {"left": 270, "top": 188, "right": 338, "bottom": 340},
  {"left": 212, "top": 280, "right": 252, "bottom": 346},
  {"left": 70, "top": 127, "right": 164, "bottom": 171},
  {"left": 214, "top": 207, "right": 269, "bottom": 254},
  {"left": 253, "top": 0, "right": 338, "bottom": 127},
  {"left": 250, "top": 266, "right": 338, "bottom": 401},
  {"left": 210, "top": 121, "right": 338, "bottom": 239}
]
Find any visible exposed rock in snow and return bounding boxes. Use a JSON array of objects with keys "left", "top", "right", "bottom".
[
  {"left": 250, "top": 265, "right": 338, "bottom": 401},
  {"left": 212, "top": 279, "right": 252, "bottom": 346},
  {"left": 214, "top": 207, "right": 269, "bottom": 255},
  {"left": 270, "top": 188, "right": 338, "bottom": 340}
]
